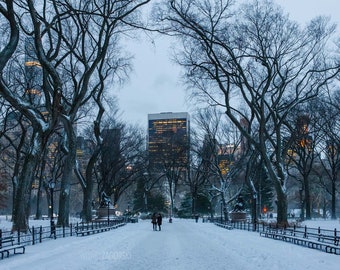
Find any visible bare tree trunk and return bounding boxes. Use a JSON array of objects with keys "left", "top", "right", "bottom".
[
  {"left": 12, "top": 149, "right": 40, "bottom": 232},
  {"left": 35, "top": 157, "right": 47, "bottom": 220},
  {"left": 82, "top": 148, "right": 100, "bottom": 222},
  {"left": 82, "top": 91, "right": 105, "bottom": 222},
  {"left": 82, "top": 180, "right": 94, "bottom": 223},
  {"left": 276, "top": 191, "right": 288, "bottom": 226},
  {"left": 192, "top": 196, "right": 196, "bottom": 215},
  {"left": 35, "top": 188, "right": 43, "bottom": 220},
  {"left": 11, "top": 176, "right": 18, "bottom": 222},
  {"left": 57, "top": 120, "right": 77, "bottom": 227},
  {"left": 169, "top": 182, "right": 174, "bottom": 218},
  {"left": 331, "top": 181, "right": 336, "bottom": 219},
  {"left": 57, "top": 154, "right": 75, "bottom": 226},
  {"left": 264, "top": 156, "right": 288, "bottom": 226},
  {"left": 304, "top": 175, "right": 311, "bottom": 220},
  {"left": 155, "top": 0, "right": 338, "bottom": 228}
]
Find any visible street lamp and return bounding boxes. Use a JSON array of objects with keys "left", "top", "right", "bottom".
[
  {"left": 107, "top": 200, "right": 110, "bottom": 226},
  {"left": 253, "top": 193, "right": 257, "bottom": 231},
  {"left": 143, "top": 172, "right": 149, "bottom": 212},
  {"left": 220, "top": 201, "right": 223, "bottom": 224},
  {"left": 299, "top": 188, "right": 304, "bottom": 221},
  {"left": 49, "top": 181, "right": 56, "bottom": 239}
]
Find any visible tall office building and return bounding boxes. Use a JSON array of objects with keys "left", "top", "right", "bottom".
[
  {"left": 25, "top": 37, "right": 43, "bottom": 106},
  {"left": 101, "top": 128, "right": 121, "bottom": 169},
  {"left": 148, "top": 112, "right": 190, "bottom": 169}
]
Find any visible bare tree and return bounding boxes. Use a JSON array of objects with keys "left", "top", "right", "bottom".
[
  {"left": 315, "top": 91, "right": 340, "bottom": 219},
  {"left": 0, "top": 0, "right": 150, "bottom": 230},
  {"left": 192, "top": 107, "right": 244, "bottom": 222},
  {"left": 150, "top": 125, "right": 190, "bottom": 218},
  {"left": 138, "top": 162, "right": 165, "bottom": 213},
  {"left": 97, "top": 122, "right": 145, "bottom": 208},
  {"left": 154, "top": 0, "right": 339, "bottom": 225},
  {"left": 24, "top": 0, "right": 150, "bottom": 226},
  {"left": 75, "top": 99, "right": 116, "bottom": 223},
  {"left": 0, "top": 106, "right": 29, "bottom": 214},
  {"left": 0, "top": 1, "right": 62, "bottom": 231},
  {"left": 284, "top": 106, "right": 321, "bottom": 220},
  {"left": 187, "top": 134, "right": 211, "bottom": 216}
]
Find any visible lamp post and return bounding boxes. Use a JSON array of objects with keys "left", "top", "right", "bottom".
[
  {"left": 220, "top": 201, "right": 223, "bottom": 224},
  {"left": 143, "top": 172, "right": 149, "bottom": 212},
  {"left": 299, "top": 188, "right": 304, "bottom": 221},
  {"left": 253, "top": 193, "right": 257, "bottom": 231},
  {"left": 107, "top": 200, "right": 110, "bottom": 226},
  {"left": 49, "top": 181, "right": 56, "bottom": 239}
]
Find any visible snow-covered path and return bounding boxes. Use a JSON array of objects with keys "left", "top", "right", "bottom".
[{"left": 1, "top": 219, "right": 339, "bottom": 270}]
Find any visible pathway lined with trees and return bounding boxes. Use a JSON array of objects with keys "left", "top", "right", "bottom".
[
  {"left": 1, "top": 220, "right": 339, "bottom": 270},
  {"left": 1, "top": 0, "right": 339, "bottom": 234}
]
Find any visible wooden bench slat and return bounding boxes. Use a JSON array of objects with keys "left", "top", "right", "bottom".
[
  {"left": 75, "top": 222, "right": 126, "bottom": 237},
  {"left": 0, "top": 236, "right": 25, "bottom": 260},
  {"left": 260, "top": 229, "right": 340, "bottom": 255}
]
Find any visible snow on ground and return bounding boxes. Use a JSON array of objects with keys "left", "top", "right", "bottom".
[
  {"left": 301, "top": 219, "right": 340, "bottom": 230},
  {"left": 1, "top": 218, "right": 340, "bottom": 270}
]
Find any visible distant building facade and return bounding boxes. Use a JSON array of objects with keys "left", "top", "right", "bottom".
[
  {"left": 25, "top": 37, "right": 43, "bottom": 107},
  {"left": 101, "top": 128, "right": 121, "bottom": 171},
  {"left": 147, "top": 112, "right": 190, "bottom": 170}
]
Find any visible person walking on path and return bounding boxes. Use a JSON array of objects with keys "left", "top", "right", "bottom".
[
  {"left": 157, "top": 213, "right": 162, "bottom": 231},
  {"left": 152, "top": 213, "right": 157, "bottom": 231}
]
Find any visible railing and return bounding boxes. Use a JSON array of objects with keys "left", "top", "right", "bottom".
[
  {"left": 264, "top": 224, "right": 339, "bottom": 246},
  {"left": 214, "top": 219, "right": 340, "bottom": 254},
  {"left": 75, "top": 219, "right": 125, "bottom": 232},
  {"left": 0, "top": 217, "right": 126, "bottom": 248},
  {"left": 0, "top": 224, "right": 74, "bottom": 247},
  {"left": 214, "top": 219, "right": 259, "bottom": 232},
  {"left": 214, "top": 219, "right": 338, "bottom": 237}
]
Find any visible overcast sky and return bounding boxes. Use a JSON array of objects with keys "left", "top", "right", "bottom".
[{"left": 117, "top": 0, "right": 340, "bottom": 128}]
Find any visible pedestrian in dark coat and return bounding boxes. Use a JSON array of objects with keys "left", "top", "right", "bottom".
[
  {"left": 157, "top": 213, "right": 162, "bottom": 231},
  {"left": 152, "top": 213, "right": 157, "bottom": 231}
]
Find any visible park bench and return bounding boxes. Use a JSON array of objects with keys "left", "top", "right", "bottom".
[
  {"left": 76, "top": 226, "right": 109, "bottom": 236},
  {"left": 215, "top": 222, "right": 233, "bottom": 230},
  {"left": 317, "top": 233, "right": 340, "bottom": 246},
  {"left": 0, "top": 235, "right": 25, "bottom": 259},
  {"left": 75, "top": 222, "right": 126, "bottom": 237},
  {"left": 260, "top": 227, "right": 340, "bottom": 255}
]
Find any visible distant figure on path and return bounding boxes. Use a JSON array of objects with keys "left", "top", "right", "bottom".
[
  {"left": 157, "top": 213, "right": 163, "bottom": 231},
  {"left": 152, "top": 213, "right": 157, "bottom": 231}
]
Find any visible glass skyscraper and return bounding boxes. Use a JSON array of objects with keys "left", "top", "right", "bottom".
[{"left": 147, "top": 112, "right": 190, "bottom": 170}]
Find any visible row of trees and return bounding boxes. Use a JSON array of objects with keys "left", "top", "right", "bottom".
[
  {"left": 152, "top": 0, "right": 340, "bottom": 225},
  {"left": 1, "top": 0, "right": 339, "bottom": 231},
  {"left": 185, "top": 96, "right": 340, "bottom": 223},
  {"left": 131, "top": 92, "right": 340, "bottom": 223},
  {"left": 0, "top": 0, "right": 151, "bottom": 232}
]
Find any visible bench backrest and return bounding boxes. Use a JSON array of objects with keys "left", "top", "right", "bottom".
[{"left": 0, "top": 236, "right": 14, "bottom": 249}]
